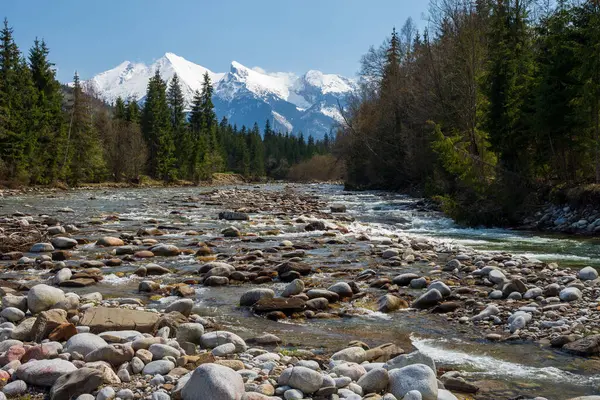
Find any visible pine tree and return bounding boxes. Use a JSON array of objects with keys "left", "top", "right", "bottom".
[
  {"left": 249, "top": 123, "right": 265, "bottom": 178},
  {"left": 167, "top": 74, "right": 188, "bottom": 176},
  {"left": 28, "top": 37, "right": 65, "bottom": 183},
  {"left": 114, "top": 96, "right": 126, "bottom": 120},
  {"left": 0, "top": 18, "right": 30, "bottom": 180},
  {"left": 125, "top": 98, "right": 140, "bottom": 123},
  {"left": 67, "top": 71, "right": 104, "bottom": 184},
  {"left": 141, "top": 69, "right": 176, "bottom": 181}
]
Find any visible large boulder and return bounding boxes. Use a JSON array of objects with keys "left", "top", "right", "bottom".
[
  {"left": 27, "top": 284, "right": 66, "bottom": 314},
  {"left": 240, "top": 289, "right": 275, "bottom": 307},
  {"left": 16, "top": 359, "right": 77, "bottom": 387},
  {"left": 278, "top": 366, "right": 323, "bottom": 394},
  {"left": 80, "top": 307, "right": 159, "bottom": 333},
  {"left": 388, "top": 364, "right": 438, "bottom": 400},
  {"left": 385, "top": 351, "right": 436, "bottom": 373},
  {"left": 176, "top": 323, "right": 205, "bottom": 345},
  {"left": 51, "top": 237, "right": 77, "bottom": 250},
  {"left": 560, "top": 287, "right": 582, "bottom": 302},
  {"left": 65, "top": 333, "right": 108, "bottom": 356},
  {"left": 49, "top": 367, "right": 103, "bottom": 400},
  {"left": 182, "top": 364, "right": 244, "bottom": 400}
]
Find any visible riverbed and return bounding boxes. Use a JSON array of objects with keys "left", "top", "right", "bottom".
[{"left": 1, "top": 183, "right": 599, "bottom": 399}]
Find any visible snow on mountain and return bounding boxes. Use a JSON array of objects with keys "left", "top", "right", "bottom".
[{"left": 84, "top": 53, "right": 357, "bottom": 139}]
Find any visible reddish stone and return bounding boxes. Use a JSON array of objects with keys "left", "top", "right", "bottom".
[
  {"left": 48, "top": 323, "right": 77, "bottom": 341},
  {"left": 0, "top": 345, "right": 25, "bottom": 365}
]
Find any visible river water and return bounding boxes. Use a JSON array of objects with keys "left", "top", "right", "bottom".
[{"left": 1, "top": 184, "right": 599, "bottom": 399}]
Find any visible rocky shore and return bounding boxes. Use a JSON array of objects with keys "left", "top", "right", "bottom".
[
  {"left": 521, "top": 202, "right": 600, "bottom": 235},
  {"left": 0, "top": 186, "right": 598, "bottom": 400}
]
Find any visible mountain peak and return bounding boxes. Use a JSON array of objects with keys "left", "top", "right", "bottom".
[{"left": 84, "top": 53, "right": 357, "bottom": 138}]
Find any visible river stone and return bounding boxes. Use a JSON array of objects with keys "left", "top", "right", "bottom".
[
  {"left": 502, "top": 279, "right": 527, "bottom": 296},
  {"left": 331, "top": 347, "right": 367, "bottom": 363},
  {"left": 165, "top": 299, "right": 194, "bottom": 316},
  {"left": 49, "top": 367, "right": 103, "bottom": 400},
  {"left": 488, "top": 269, "right": 507, "bottom": 284},
  {"left": 328, "top": 282, "right": 354, "bottom": 298},
  {"left": 11, "top": 318, "right": 36, "bottom": 341},
  {"left": 471, "top": 305, "right": 499, "bottom": 322},
  {"left": 27, "top": 284, "right": 66, "bottom": 313},
  {"left": 182, "top": 363, "right": 244, "bottom": 400},
  {"left": 2, "top": 295, "right": 28, "bottom": 312},
  {"left": 218, "top": 211, "right": 249, "bottom": 221},
  {"left": 489, "top": 290, "right": 503, "bottom": 299},
  {"left": 212, "top": 343, "right": 236, "bottom": 356},
  {"left": 30, "top": 243, "right": 54, "bottom": 253},
  {"left": 282, "top": 279, "right": 305, "bottom": 297},
  {"left": 428, "top": 281, "right": 451, "bottom": 297},
  {"left": 99, "top": 330, "right": 143, "bottom": 343},
  {"left": 563, "top": 335, "right": 600, "bottom": 356},
  {"left": 523, "top": 287, "right": 543, "bottom": 299},
  {"left": 3, "top": 380, "right": 27, "bottom": 397},
  {"left": 16, "top": 359, "right": 77, "bottom": 387},
  {"left": 278, "top": 366, "right": 324, "bottom": 394},
  {"left": 411, "top": 289, "right": 442, "bottom": 309},
  {"left": 53, "top": 268, "right": 72, "bottom": 285},
  {"left": 393, "top": 273, "right": 420, "bottom": 286},
  {"left": 149, "top": 343, "right": 180, "bottom": 360},
  {"left": 80, "top": 307, "right": 159, "bottom": 333},
  {"left": 240, "top": 288, "right": 275, "bottom": 307},
  {"left": 176, "top": 323, "right": 204, "bottom": 345},
  {"left": 0, "top": 307, "right": 24, "bottom": 322},
  {"left": 578, "top": 266, "right": 598, "bottom": 281},
  {"left": 559, "top": 287, "right": 582, "bottom": 302},
  {"left": 65, "top": 333, "right": 108, "bottom": 356},
  {"left": 331, "top": 363, "right": 366, "bottom": 381},
  {"left": 150, "top": 244, "right": 180, "bottom": 257},
  {"left": 402, "top": 391, "right": 423, "bottom": 400},
  {"left": 385, "top": 351, "right": 436, "bottom": 373},
  {"left": 85, "top": 344, "right": 134, "bottom": 366},
  {"left": 388, "top": 364, "right": 438, "bottom": 400},
  {"left": 356, "top": 367, "right": 389, "bottom": 394},
  {"left": 409, "top": 277, "right": 428, "bottom": 289},
  {"left": 96, "top": 237, "right": 124, "bottom": 247},
  {"left": 143, "top": 360, "right": 175, "bottom": 375},
  {"left": 96, "top": 387, "right": 115, "bottom": 400},
  {"left": 382, "top": 249, "right": 399, "bottom": 259},
  {"left": 30, "top": 309, "right": 68, "bottom": 342},
  {"left": 51, "top": 237, "right": 78, "bottom": 250},
  {"left": 378, "top": 294, "right": 408, "bottom": 313},
  {"left": 200, "top": 331, "right": 247, "bottom": 352}
]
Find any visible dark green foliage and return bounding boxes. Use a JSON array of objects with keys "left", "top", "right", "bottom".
[
  {"left": 0, "top": 17, "right": 331, "bottom": 186},
  {"left": 337, "top": 1, "right": 600, "bottom": 225}
]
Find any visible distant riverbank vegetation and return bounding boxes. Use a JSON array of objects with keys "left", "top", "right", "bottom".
[
  {"left": 334, "top": 0, "right": 600, "bottom": 225},
  {"left": 0, "top": 18, "right": 333, "bottom": 188}
]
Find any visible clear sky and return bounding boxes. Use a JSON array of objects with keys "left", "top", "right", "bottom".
[{"left": 3, "top": 0, "right": 429, "bottom": 82}]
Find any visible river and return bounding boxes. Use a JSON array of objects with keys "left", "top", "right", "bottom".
[{"left": 1, "top": 183, "right": 599, "bottom": 399}]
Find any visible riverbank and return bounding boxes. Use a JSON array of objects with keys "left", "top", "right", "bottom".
[{"left": 0, "top": 184, "right": 597, "bottom": 399}]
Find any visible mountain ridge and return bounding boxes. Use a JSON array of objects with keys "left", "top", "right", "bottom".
[{"left": 84, "top": 52, "right": 357, "bottom": 138}]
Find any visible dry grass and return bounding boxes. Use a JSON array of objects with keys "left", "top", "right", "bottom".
[{"left": 0, "top": 225, "right": 47, "bottom": 253}]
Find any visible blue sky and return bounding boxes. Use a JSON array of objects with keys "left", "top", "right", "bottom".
[{"left": 3, "top": 0, "right": 429, "bottom": 82}]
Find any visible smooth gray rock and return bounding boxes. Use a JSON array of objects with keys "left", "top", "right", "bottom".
[
  {"left": 278, "top": 366, "right": 324, "bottom": 394},
  {"left": 16, "top": 359, "right": 77, "bottom": 387},
  {"left": 282, "top": 279, "right": 305, "bottom": 297},
  {"left": 181, "top": 364, "right": 244, "bottom": 400},
  {"left": 176, "top": 323, "right": 204, "bottom": 345},
  {"left": 49, "top": 367, "right": 103, "bottom": 400},
  {"left": 2, "top": 380, "right": 27, "bottom": 397},
  {"left": 27, "top": 284, "right": 66, "bottom": 313},
  {"left": 240, "top": 288, "right": 275, "bottom": 307},
  {"left": 385, "top": 351, "right": 436, "bottom": 373},
  {"left": 149, "top": 343, "right": 180, "bottom": 360},
  {"left": 65, "top": 333, "right": 108, "bottom": 356},
  {"left": 0, "top": 307, "right": 25, "bottom": 322},
  {"left": 356, "top": 367, "right": 389, "bottom": 394},
  {"left": 427, "top": 281, "right": 451, "bottom": 297},
  {"left": 331, "top": 347, "right": 366, "bottom": 363},
  {"left": 578, "top": 266, "right": 598, "bottom": 281},
  {"left": 165, "top": 299, "right": 194, "bottom": 316},
  {"left": 200, "top": 331, "right": 247, "bottom": 352},
  {"left": 142, "top": 360, "right": 175, "bottom": 375},
  {"left": 411, "top": 289, "right": 442, "bottom": 309},
  {"left": 560, "top": 287, "right": 582, "bottom": 302},
  {"left": 388, "top": 364, "right": 438, "bottom": 400}
]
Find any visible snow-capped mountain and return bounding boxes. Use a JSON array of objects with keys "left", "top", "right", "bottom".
[{"left": 84, "top": 53, "right": 357, "bottom": 139}]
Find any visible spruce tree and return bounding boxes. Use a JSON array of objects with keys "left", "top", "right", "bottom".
[
  {"left": 141, "top": 69, "right": 176, "bottom": 181},
  {"left": 167, "top": 73, "right": 188, "bottom": 176},
  {"left": 114, "top": 96, "right": 126, "bottom": 120},
  {"left": 28, "top": 37, "right": 65, "bottom": 183}
]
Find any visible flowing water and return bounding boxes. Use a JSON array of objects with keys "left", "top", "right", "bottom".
[{"left": 1, "top": 184, "right": 599, "bottom": 399}]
